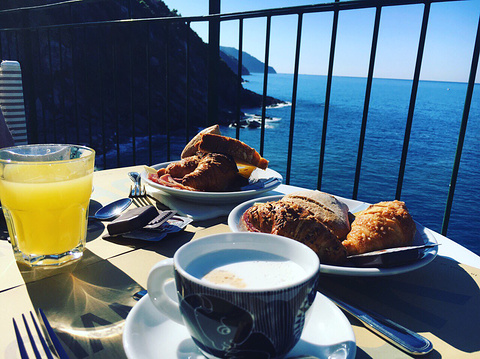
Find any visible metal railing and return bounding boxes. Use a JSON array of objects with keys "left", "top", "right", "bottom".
[{"left": 0, "top": 0, "right": 479, "bottom": 238}]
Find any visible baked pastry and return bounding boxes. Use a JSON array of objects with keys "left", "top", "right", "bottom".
[
  {"left": 156, "top": 153, "right": 238, "bottom": 192},
  {"left": 196, "top": 133, "right": 269, "bottom": 169},
  {"left": 151, "top": 125, "right": 269, "bottom": 192},
  {"left": 181, "top": 124, "right": 221, "bottom": 159},
  {"left": 162, "top": 156, "right": 200, "bottom": 178},
  {"left": 240, "top": 190, "right": 350, "bottom": 264},
  {"left": 342, "top": 200, "right": 416, "bottom": 255},
  {"left": 282, "top": 190, "right": 350, "bottom": 239},
  {"left": 181, "top": 153, "right": 238, "bottom": 191}
]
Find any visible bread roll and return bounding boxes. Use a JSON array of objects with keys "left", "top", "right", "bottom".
[
  {"left": 282, "top": 190, "right": 350, "bottom": 239},
  {"left": 181, "top": 124, "right": 221, "bottom": 159},
  {"left": 196, "top": 133, "right": 269, "bottom": 169}
]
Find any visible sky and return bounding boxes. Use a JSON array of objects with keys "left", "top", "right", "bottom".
[{"left": 164, "top": 0, "right": 480, "bottom": 83}]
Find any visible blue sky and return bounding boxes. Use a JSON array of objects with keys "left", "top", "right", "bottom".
[{"left": 164, "top": 0, "right": 480, "bottom": 83}]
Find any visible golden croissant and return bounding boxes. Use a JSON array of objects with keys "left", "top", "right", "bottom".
[{"left": 342, "top": 200, "right": 416, "bottom": 255}]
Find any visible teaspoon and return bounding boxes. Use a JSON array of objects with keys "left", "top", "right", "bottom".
[{"left": 89, "top": 198, "right": 133, "bottom": 221}]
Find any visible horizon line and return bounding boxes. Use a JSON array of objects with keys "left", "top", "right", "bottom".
[{"left": 245, "top": 72, "right": 479, "bottom": 85}]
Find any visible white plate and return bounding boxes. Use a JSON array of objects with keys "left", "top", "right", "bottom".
[
  {"left": 228, "top": 195, "right": 438, "bottom": 276},
  {"left": 142, "top": 161, "right": 283, "bottom": 204},
  {"left": 123, "top": 282, "right": 356, "bottom": 359}
]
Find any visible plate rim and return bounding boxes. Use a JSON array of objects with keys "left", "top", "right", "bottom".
[
  {"left": 142, "top": 161, "right": 283, "bottom": 199},
  {"left": 228, "top": 194, "right": 438, "bottom": 277},
  {"left": 123, "top": 290, "right": 356, "bottom": 359}
]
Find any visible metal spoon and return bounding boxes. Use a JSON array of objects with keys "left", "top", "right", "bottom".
[{"left": 89, "top": 198, "right": 133, "bottom": 221}]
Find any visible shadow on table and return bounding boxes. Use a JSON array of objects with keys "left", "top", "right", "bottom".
[
  {"left": 320, "top": 255, "right": 480, "bottom": 357},
  {"left": 86, "top": 199, "right": 107, "bottom": 242},
  {"left": 17, "top": 217, "right": 226, "bottom": 358},
  {"left": 20, "top": 249, "right": 143, "bottom": 358}
]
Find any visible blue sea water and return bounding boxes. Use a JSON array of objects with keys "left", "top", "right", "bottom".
[
  {"left": 106, "top": 73, "right": 479, "bottom": 256},
  {"left": 222, "top": 73, "right": 480, "bottom": 257}
]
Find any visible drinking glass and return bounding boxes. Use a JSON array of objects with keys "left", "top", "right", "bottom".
[{"left": 0, "top": 144, "right": 95, "bottom": 266}]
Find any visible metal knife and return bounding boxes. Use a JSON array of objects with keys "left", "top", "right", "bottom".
[{"left": 325, "top": 293, "right": 433, "bottom": 355}]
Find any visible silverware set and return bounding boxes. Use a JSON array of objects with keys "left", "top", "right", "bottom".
[{"left": 13, "top": 309, "right": 69, "bottom": 358}]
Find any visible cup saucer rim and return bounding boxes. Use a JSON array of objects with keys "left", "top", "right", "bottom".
[{"left": 123, "top": 284, "right": 357, "bottom": 359}]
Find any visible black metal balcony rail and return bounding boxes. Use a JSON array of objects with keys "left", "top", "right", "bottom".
[{"left": 0, "top": 0, "right": 478, "bottom": 239}]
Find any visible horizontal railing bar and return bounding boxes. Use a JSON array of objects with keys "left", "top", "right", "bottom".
[
  {"left": 0, "top": 0, "right": 462, "bottom": 32},
  {"left": 0, "top": 0, "right": 85, "bottom": 14}
]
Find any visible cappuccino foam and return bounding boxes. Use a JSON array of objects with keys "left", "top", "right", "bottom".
[{"left": 186, "top": 249, "right": 307, "bottom": 290}]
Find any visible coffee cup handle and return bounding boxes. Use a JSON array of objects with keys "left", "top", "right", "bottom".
[{"left": 147, "top": 259, "right": 184, "bottom": 325}]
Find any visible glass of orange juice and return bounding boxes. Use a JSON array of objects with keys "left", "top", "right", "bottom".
[{"left": 0, "top": 144, "right": 95, "bottom": 266}]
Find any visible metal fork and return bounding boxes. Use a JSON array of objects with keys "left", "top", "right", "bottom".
[
  {"left": 128, "top": 171, "right": 153, "bottom": 207},
  {"left": 13, "top": 309, "right": 69, "bottom": 358}
]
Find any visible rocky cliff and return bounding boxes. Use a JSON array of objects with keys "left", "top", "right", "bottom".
[
  {"left": 0, "top": 0, "right": 283, "bottom": 146},
  {"left": 220, "top": 46, "right": 277, "bottom": 74}
]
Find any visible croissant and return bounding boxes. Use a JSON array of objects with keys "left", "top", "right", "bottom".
[
  {"left": 181, "top": 153, "right": 238, "bottom": 191},
  {"left": 342, "top": 200, "right": 416, "bottom": 255},
  {"left": 163, "top": 155, "right": 200, "bottom": 178}
]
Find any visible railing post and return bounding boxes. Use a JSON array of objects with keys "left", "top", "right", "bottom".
[
  {"left": 396, "top": 2, "right": 430, "bottom": 199},
  {"left": 208, "top": 0, "right": 220, "bottom": 126},
  {"left": 317, "top": 1, "right": 339, "bottom": 190},
  {"left": 20, "top": 9, "right": 38, "bottom": 144},
  {"left": 442, "top": 14, "right": 480, "bottom": 236},
  {"left": 353, "top": 6, "right": 382, "bottom": 200}
]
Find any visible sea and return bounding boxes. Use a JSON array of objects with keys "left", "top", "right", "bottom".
[
  {"left": 224, "top": 73, "right": 480, "bottom": 257},
  {"left": 107, "top": 73, "right": 480, "bottom": 256}
]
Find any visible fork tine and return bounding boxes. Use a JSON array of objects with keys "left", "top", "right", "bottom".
[
  {"left": 39, "top": 308, "right": 70, "bottom": 359},
  {"left": 13, "top": 318, "right": 29, "bottom": 359},
  {"left": 22, "top": 314, "right": 41, "bottom": 359},
  {"left": 30, "top": 312, "right": 54, "bottom": 359}
]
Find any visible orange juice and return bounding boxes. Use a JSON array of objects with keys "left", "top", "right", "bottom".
[{"left": 0, "top": 145, "right": 95, "bottom": 266}]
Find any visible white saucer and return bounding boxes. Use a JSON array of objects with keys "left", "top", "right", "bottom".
[
  {"left": 123, "top": 282, "right": 356, "bottom": 359},
  {"left": 142, "top": 161, "right": 283, "bottom": 204}
]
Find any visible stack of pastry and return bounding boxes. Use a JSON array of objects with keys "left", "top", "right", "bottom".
[
  {"left": 240, "top": 191, "right": 416, "bottom": 265},
  {"left": 149, "top": 125, "right": 268, "bottom": 192}
]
